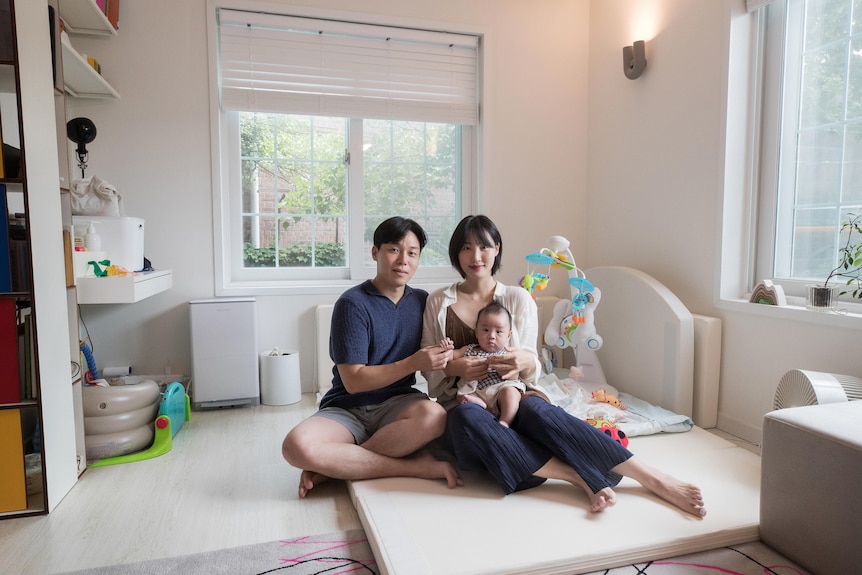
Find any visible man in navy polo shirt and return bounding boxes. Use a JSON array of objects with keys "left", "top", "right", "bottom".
[{"left": 282, "top": 217, "right": 460, "bottom": 497}]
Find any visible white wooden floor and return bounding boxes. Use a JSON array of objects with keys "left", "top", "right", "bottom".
[{"left": 0, "top": 395, "right": 361, "bottom": 575}]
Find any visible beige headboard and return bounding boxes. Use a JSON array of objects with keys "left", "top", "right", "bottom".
[{"left": 542, "top": 266, "right": 720, "bottom": 427}]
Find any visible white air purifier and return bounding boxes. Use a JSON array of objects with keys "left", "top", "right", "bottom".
[
  {"left": 190, "top": 298, "right": 259, "bottom": 409},
  {"left": 774, "top": 369, "right": 862, "bottom": 410}
]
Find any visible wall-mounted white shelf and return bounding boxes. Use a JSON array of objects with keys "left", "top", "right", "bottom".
[
  {"left": 76, "top": 270, "right": 172, "bottom": 304},
  {"left": 61, "top": 38, "right": 119, "bottom": 99},
  {"left": 59, "top": 0, "right": 117, "bottom": 36}
]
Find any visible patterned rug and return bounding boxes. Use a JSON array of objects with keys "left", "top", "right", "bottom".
[
  {"left": 580, "top": 540, "right": 813, "bottom": 575},
  {"left": 59, "top": 530, "right": 377, "bottom": 575},
  {"left": 60, "top": 531, "right": 813, "bottom": 575}
]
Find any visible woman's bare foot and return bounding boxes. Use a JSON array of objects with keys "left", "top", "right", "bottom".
[
  {"left": 613, "top": 458, "right": 706, "bottom": 517},
  {"left": 587, "top": 486, "right": 618, "bottom": 512},
  {"left": 534, "top": 456, "right": 617, "bottom": 513},
  {"left": 648, "top": 474, "right": 706, "bottom": 517},
  {"left": 298, "top": 470, "right": 330, "bottom": 498}
]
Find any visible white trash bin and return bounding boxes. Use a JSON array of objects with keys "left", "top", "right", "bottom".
[{"left": 259, "top": 349, "right": 301, "bottom": 405}]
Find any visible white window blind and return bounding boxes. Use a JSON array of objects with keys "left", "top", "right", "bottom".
[
  {"left": 217, "top": 9, "right": 479, "bottom": 125},
  {"left": 747, "top": 0, "right": 779, "bottom": 12}
]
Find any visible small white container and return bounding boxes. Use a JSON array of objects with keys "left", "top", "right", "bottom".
[
  {"left": 259, "top": 350, "right": 302, "bottom": 405},
  {"left": 84, "top": 222, "right": 101, "bottom": 251}
]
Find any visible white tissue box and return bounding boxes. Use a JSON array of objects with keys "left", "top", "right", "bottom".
[{"left": 72, "top": 216, "right": 145, "bottom": 272}]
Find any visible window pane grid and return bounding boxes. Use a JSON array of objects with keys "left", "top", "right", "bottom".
[
  {"left": 240, "top": 112, "right": 347, "bottom": 269},
  {"left": 774, "top": 0, "right": 862, "bottom": 283}
]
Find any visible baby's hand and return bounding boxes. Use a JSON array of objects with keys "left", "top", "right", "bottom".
[{"left": 439, "top": 337, "right": 455, "bottom": 351}]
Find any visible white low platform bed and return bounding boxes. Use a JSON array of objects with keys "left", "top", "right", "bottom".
[
  {"left": 334, "top": 267, "right": 760, "bottom": 575},
  {"left": 350, "top": 427, "right": 759, "bottom": 575}
]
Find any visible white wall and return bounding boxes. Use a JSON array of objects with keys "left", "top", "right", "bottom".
[
  {"left": 586, "top": 0, "right": 862, "bottom": 444},
  {"left": 67, "top": 0, "right": 590, "bottom": 391},
  {"left": 67, "top": 0, "right": 862, "bottom": 445}
]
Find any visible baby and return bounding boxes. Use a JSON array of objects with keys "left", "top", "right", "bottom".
[{"left": 442, "top": 300, "right": 527, "bottom": 427}]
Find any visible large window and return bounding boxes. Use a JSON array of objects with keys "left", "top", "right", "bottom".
[
  {"left": 756, "top": 0, "right": 862, "bottom": 299},
  {"left": 209, "top": 7, "right": 479, "bottom": 292}
]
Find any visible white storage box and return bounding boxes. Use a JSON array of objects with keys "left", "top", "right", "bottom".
[{"left": 72, "top": 216, "right": 145, "bottom": 272}]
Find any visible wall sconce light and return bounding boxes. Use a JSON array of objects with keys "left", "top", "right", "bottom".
[
  {"left": 67, "top": 117, "right": 97, "bottom": 178},
  {"left": 623, "top": 40, "right": 647, "bottom": 80}
]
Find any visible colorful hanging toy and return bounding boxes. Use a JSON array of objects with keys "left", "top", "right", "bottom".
[
  {"left": 519, "top": 253, "right": 551, "bottom": 298},
  {"left": 521, "top": 236, "right": 603, "bottom": 353}
]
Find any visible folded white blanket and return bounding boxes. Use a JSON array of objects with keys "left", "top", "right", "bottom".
[{"left": 538, "top": 373, "right": 693, "bottom": 437}]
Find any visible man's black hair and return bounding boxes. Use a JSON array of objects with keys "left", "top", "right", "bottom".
[{"left": 373, "top": 217, "right": 428, "bottom": 250}]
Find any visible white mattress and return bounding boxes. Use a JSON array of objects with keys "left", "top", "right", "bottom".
[{"left": 348, "top": 427, "right": 760, "bottom": 575}]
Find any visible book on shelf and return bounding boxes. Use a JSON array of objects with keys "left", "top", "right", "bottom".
[
  {"left": 49, "top": 5, "right": 63, "bottom": 92},
  {"left": 106, "top": 0, "right": 119, "bottom": 30},
  {"left": 0, "top": 409, "right": 28, "bottom": 513},
  {"left": 0, "top": 2, "right": 14, "bottom": 62},
  {"left": 0, "top": 185, "right": 12, "bottom": 292},
  {"left": 0, "top": 114, "right": 5, "bottom": 179},
  {"left": 20, "top": 309, "right": 34, "bottom": 400},
  {"left": 0, "top": 297, "right": 21, "bottom": 404}
]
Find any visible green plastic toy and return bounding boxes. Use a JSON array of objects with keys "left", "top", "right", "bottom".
[{"left": 88, "top": 386, "right": 191, "bottom": 468}]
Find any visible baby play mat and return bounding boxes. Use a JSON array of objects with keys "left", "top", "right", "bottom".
[{"left": 348, "top": 426, "right": 760, "bottom": 575}]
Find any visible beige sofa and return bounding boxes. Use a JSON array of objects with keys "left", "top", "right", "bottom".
[{"left": 760, "top": 401, "right": 862, "bottom": 575}]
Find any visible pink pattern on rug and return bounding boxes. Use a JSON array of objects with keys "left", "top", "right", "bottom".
[
  {"left": 653, "top": 559, "right": 808, "bottom": 574},
  {"left": 276, "top": 534, "right": 377, "bottom": 574}
]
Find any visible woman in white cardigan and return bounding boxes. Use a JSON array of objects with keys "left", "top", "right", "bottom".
[{"left": 421, "top": 215, "right": 706, "bottom": 517}]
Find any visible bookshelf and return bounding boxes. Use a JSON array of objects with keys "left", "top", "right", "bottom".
[{"left": 0, "top": 0, "right": 82, "bottom": 518}]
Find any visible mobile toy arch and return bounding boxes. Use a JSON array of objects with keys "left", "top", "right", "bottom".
[{"left": 520, "top": 235, "right": 603, "bottom": 356}]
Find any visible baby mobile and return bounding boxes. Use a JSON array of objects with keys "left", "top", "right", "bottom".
[{"left": 520, "top": 236, "right": 603, "bottom": 354}]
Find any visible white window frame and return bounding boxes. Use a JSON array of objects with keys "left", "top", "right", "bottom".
[
  {"left": 206, "top": 2, "right": 478, "bottom": 295},
  {"left": 754, "top": 0, "right": 862, "bottom": 303}
]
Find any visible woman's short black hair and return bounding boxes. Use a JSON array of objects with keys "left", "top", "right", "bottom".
[
  {"left": 448, "top": 215, "right": 503, "bottom": 278},
  {"left": 373, "top": 217, "right": 427, "bottom": 250}
]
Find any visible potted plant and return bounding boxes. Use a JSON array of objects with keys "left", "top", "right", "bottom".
[{"left": 808, "top": 212, "right": 862, "bottom": 310}]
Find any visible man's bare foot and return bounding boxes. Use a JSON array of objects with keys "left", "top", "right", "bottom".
[
  {"left": 410, "top": 450, "right": 463, "bottom": 489},
  {"left": 297, "top": 470, "right": 330, "bottom": 498},
  {"left": 459, "top": 394, "right": 487, "bottom": 409}
]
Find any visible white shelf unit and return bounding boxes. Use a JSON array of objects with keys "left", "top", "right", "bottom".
[
  {"left": 58, "top": 0, "right": 116, "bottom": 36},
  {"left": 60, "top": 35, "right": 118, "bottom": 99},
  {"left": 76, "top": 269, "right": 173, "bottom": 304}
]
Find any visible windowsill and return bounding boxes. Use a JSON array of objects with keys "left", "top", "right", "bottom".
[
  {"left": 717, "top": 295, "right": 862, "bottom": 330},
  {"left": 216, "top": 278, "right": 455, "bottom": 298}
]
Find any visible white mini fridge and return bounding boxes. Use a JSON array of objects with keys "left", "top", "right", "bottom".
[{"left": 189, "top": 297, "right": 259, "bottom": 409}]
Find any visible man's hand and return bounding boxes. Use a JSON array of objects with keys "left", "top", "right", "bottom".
[{"left": 414, "top": 342, "right": 454, "bottom": 372}]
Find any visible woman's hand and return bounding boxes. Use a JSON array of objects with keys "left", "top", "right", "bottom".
[
  {"left": 445, "top": 354, "right": 489, "bottom": 382},
  {"left": 487, "top": 347, "right": 531, "bottom": 381}
]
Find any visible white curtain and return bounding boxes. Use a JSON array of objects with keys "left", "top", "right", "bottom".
[{"left": 217, "top": 9, "right": 479, "bottom": 125}]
